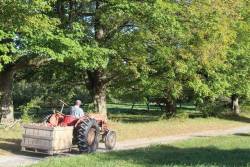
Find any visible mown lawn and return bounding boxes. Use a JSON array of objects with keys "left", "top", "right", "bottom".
[
  {"left": 111, "top": 115, "right": 250, "bottom": 141},
  {"left": 108, "top": 103, "right": 250, "bottom": 141},
  {"left": 30, "top": 134, "right": 250, "bottom": 167}
]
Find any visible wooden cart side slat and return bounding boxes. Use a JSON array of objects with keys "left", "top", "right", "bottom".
[
  {"left": 23, "top": 125, "right": 74, "bottom": 131},
  {"left": 22, "top": 134, "right": 53, "bottom": 140},
  {"left": 21, "top": 143, "right": 52, "bottom": 150},
  {"left": 22, "top": 125, "right": 54, "bottom": 131}
]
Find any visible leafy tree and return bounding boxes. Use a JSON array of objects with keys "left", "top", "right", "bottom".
[
  {"left": 0, "top": 0, "right": 82, "bottom": 122},
  {"left": 226, "top": 0, "right": 250, "bottom": 114},
  {"left": 49, "top": 0, "right": 176, "bottom": 116},
  {"left": 112, "top": 0, "right": 249, "bottom": 116}
]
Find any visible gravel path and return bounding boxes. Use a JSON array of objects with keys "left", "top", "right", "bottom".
[{"left": 1, "top": 125, "right": 250, "bottom": 167}]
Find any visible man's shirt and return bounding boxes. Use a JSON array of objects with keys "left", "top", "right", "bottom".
[{"left": 70, "top": 105, "right": 84, "bottom": 118}]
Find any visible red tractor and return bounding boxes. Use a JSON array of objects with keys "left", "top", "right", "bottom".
[{"left": 43, "top": 102, "right": 116, "bottom": 153}]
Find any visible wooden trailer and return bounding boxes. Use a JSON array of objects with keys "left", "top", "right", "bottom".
[{"left": 21, "top": 124, "right": 73, "bottom": 155}]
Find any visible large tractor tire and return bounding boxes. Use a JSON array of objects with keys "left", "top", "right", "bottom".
[{"left": 77, "top": 118, "right": 100, "bottom": 153}]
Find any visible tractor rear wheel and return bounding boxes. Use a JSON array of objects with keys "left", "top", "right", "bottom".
[{"left": 77, "top": 118, "right": 100, "bottom": 153}]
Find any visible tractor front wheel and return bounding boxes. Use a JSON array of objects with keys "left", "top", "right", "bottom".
[
  {"left": 77, "top": 118, "right": 100, "bottom": 153},
  {"left": 104, "top": 131, "right": 116, "bottom": 150}
]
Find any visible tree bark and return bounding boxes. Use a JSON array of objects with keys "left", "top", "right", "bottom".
[
  {"left": 93, "top": 88, "right": 107, "bottom": 116},
  {"left": 86, "top": 70, "right": 107, "bottom": 117},
  {"left": 231, "top": 94, "right": 240, "bottom": 115},
  {"left": 0, "top": 70, "right": 14, "bottom": 123},
  {"left": 165, "top": 98, "right": 176, "bottom": 116},
  {"left": 85, "top": 0, "right": 108, "bottom": 117}
]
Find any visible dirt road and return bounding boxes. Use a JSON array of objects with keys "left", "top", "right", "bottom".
[{"left": 1, "top": 125, "right": 250, "bottom": 167}]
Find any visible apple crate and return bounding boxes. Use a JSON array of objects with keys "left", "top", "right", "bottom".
[{"left": 21, "top": 124, "right": 73, "bottom": 155}]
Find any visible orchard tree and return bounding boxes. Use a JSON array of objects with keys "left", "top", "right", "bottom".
[
  {"left": 226, "top": 0, "right": 250, "bottom": 114},
  {"left": 129, "top": 0, "right": 248, "bottom": 115},
  {"left": 0, "top": 0, "right": 83, "bottom": 122},
  {"left": 51, "top": 0, "right": 185, "bottom": 116},
  {"left": 138, "top": 1, "right": 188, "bottom": 114},
  {"left": 179, "top": 0, "right": 244, "bottom": 110}
]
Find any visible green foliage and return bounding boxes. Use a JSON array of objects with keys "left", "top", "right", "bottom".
[
  {"left": 135, "top": 0, "right": 250, "bottom": 110},
  {"left": 0, "top": 0, "right": 249, "bottom": 117},
  {"left": 226, "top": 0, "right": 250, "bottom": 98},
  {"left": 197, "top": 101, "right": 229, "bottom": 117},
  {"left": 19, "top": 97, "right": 41, "bottom": 123},
  {"left": 0, "top": 0, "right": 89, "bottom": 72}
]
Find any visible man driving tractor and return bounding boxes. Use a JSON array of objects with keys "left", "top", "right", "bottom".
[{"left": 70, "top": 100, "right": 84, "bottom": 118}]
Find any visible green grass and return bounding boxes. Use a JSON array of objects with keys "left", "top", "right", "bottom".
[
  {"left": 107, "top": 103, "right": 197, "bottom": 122},
  {"left": 30, "top": 134, "right": 250, "bottom": 167},
  {"left": 112, "top": 114, "right": 250, "bottom": 141}
]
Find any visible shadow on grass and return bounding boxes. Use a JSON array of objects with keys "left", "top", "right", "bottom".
[
  {"left": 234, "top": 133, "right": 250, "bottom": 137},
  {"left": 0, "top": 138, "right": 21, "bottom": 154},
  {"left": 108, "top": 107, "right": 163, "bottom": 123},
  {"left": 218, "top": 114, "right": 250, "bottom": 124},
  {"left": 108, "top": 107, "right": 163, "bottom": 116},
  {"left": 104, "top": 145, "right": 250, "bottom": 167},
  {"left": 108, "top": 108, "right": 201, "bottom": 123},
  {"left": 0, "top": 138, "right": 47, "bottom": 158},
  {"left": 109, "top": 116, "right": 160, "bottom": 123}
]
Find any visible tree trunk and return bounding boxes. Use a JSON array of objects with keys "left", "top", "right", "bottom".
[
  {"left": 93, "top": 87, "right": 107, "bottom": 116},
  {"left": 0, "top": 70, "right": 14, "bottom": 123},
  {"left": 165, "top": 98, "right": 176, "bottom": 116},
  {"left": 231, "top": 94, "right": 240, "bottom": 115},
  {"left": 131, "top": 102, "right": 135, "bottom": 112},
  {"left": 85, "top": 0, "right": 108, "bottom": 117},
  {"left": 86, "top": 70, "right": 107, "bottom": 117}
]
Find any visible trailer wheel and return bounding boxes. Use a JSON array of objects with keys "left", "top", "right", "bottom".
[
  {"left": 77, "top": 118, "right": 100, "bottom": 153},
  {"left": 104, "top": 131, "right": 116, "bottom": 150}
]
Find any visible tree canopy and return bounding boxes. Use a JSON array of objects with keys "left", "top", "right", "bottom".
[{"left": 0, "top": 0, "right": 249, "bottom": 122}]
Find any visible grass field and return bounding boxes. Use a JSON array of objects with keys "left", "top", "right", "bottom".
[
  {"left": 107, "top": 103, "right": 197, "bottom": 122},
  {"left": 108, "top": 103, "right": 250, "bottom": 141},
  {"left": 30, "top": 134, "right": 250, "bottom": 167}
]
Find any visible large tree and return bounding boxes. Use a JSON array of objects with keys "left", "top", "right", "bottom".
[
  {"left": 226, "top": 0, "right": 250, "bottom": 114},
  {"left": 51, "top": 0, "right": 179, "bottom": 116},
  {"left": 0, "top": 0, "right": 82, "bottom": 122},
  {"left": 180, "top": 0, "right": 244, "bottom": 108},
  {"left": 110, "top": 0, "right": 249, "bottom": 116}
]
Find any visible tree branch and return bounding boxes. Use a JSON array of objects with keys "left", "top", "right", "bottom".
[
  {"left": 0, "top": 38, "right": 14, "bottom": 44},
  {"left": 12, "top": 56, "right": 50, "bottom": 71},
  {"left": 104, "top": 20, "right": 131, "bottom": 41},
  {"left": 81, "top": 12, "right": 94, "bottom": 17}
]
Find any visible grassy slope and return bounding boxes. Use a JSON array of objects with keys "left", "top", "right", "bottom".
[{"left": 30, "top": 134, "right": 250, "bottom": 167}]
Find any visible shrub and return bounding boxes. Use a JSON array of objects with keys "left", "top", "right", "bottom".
[
  {"left": 197, "top": 98, "right": 230, "bottom": 117},
  {"left": 18, "top": 98, "right": 41, "bottom": 123}
]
